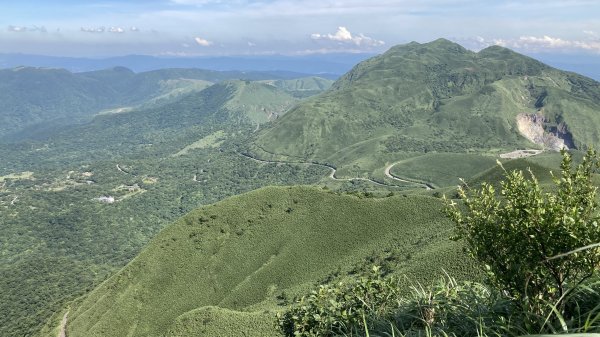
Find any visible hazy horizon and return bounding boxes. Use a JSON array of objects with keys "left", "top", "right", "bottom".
[{"left": 1, "top": 1, "right": 599, "bottom": 58}]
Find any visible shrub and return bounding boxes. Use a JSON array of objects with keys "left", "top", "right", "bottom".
[
  {"left": 276, "top": 266, "right": 400, "bottom": 336},
  {"left": 444, "top": 149, "right": 600, "bottom": 323}
]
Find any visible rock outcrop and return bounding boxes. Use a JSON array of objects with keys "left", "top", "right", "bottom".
[{"left": 516, "top": 113, "right": 575, "bottom": 151}]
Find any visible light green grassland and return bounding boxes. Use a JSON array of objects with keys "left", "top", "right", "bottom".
[
  {"left": 64, "top": 186, "right": 477, "bottom": 337},
  {"left": 0, "top": 171, "right": 34, "bottom": 182},
  {"left": 388, "top": 153, "right": 498, "bottom": 188},
  {"left": 173, "top": 130, "right": 227, "bottom": 156}
]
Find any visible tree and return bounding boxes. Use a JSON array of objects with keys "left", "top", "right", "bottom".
[{"left": 444, "top": 149, "right": 600, "bottom": 316}]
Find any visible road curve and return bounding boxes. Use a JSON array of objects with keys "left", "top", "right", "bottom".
[
  {"left": 239, "top": 152, "right": 434, "bottom": 189},
  {"left": 383, "top": 162, "right": 434, "bottom": 190}
]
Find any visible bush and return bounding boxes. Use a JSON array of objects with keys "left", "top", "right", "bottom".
[
  {"left": 444, "top": 149, "right": 600, "bottom": 323},
  {"left": 276, "top": 266, "right": 400, "bottom": 336}
]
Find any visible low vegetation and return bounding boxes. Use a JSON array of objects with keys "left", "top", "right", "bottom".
[
  {"left": 278, "top": 150, "right": 600, "bottom": 337},
  {"left": 60, "top": 186, "right": 476, "bottom": 337}
]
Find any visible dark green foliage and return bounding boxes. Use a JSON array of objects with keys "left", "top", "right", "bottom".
[
  {"left": 277, "top": 266, "right": 400, "bottom": 336},
  {"left": 279, "top": 272, "right": 600, "bottom": 337},
  {"left": 445, "top": 149, "right": 600, "bottom": 321}
]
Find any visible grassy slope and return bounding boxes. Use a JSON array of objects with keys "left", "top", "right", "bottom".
[
  {"left": 389, "top": 153, "right": 498, "bottom": 188},
  {"left": 64, "top": 186, "right": 475, "bottom": 337},
  {"left": 253, "top": 39, "right": 600, "bottom": 176},
  {"left": 259, "top": 76, "right": 335, "bottom": 98},
  {"left": 222, "top": 80, "right": 299, "bottom": 124}
]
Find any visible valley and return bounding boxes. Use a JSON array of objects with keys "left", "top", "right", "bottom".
[{"left": 0, "top": 39, "right": 599, "bottom": 337}]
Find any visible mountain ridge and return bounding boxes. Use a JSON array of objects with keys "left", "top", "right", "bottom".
[{"left": 253, "top": 39, "right": 600, "bottom": 177}]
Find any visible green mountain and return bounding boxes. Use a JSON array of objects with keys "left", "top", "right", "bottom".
[
  {"left": 0, "top": 67, "right": 314, "bottom": 141},
  {"left": 253, "top": 39, "right": 600, "bottom": 178},
  {"left": 55, "top": 186, "right": 475, "bottom": 337},
  {"left": 3, "top": 40, "right": 599, "bottom": 337}
]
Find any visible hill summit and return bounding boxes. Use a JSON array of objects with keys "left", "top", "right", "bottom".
[{"left": 254, "top": 39, "right": 600, "bottom": 170}]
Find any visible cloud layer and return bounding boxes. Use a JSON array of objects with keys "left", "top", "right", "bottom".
[
  {"left": 1, "top": 1, "right": 599, "bottom": 56},
  {"left": 471, "top": 34, "right": 600, "bottom": 54},
  {"left": 311, "top": 27, "right": 385, "bottom": 47}
]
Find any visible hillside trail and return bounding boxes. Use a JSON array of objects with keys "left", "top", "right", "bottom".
[
  {"left": 58, "top": 311, "right": 68, "bottom": 337},
  {"left": 238, "top": 152, "right": 432, "bottom": 189},
  {"left": 383, "top": 162, "right": 434, "bottom": 190}
]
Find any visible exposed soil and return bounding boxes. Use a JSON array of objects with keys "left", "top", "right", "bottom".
[
  {"left": 499, "top": 149, "right": 544, "bottom": 159},
  {"left": 516, "top": 113, "right": 573, "bottom": 151}
]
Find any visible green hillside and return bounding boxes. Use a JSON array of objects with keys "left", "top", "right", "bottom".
[
  {"left": 253, "top": 39, "right": 600, "bottom": 177},
  {"left": 0, "top": 67, "right": 320, "bottom": 141},
  {"left": 60, "top": 186, "right": 475, "bottom": 337},
  {"left": 0, "top": 78, "right": 330, "bottom": 337},
  {"left": 222, "top": 80, "right": 299, "bottom": 124},
  {"left": 260, "top": 76, "right": 334, "bottom": 98}
]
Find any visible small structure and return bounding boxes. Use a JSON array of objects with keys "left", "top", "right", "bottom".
[{"left": 97, "top": 196, "right": 115, "bottom": 203}]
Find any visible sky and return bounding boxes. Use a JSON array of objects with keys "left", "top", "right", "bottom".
[{"left": 1, "top": 0, "right": 600, "bottom": 57}]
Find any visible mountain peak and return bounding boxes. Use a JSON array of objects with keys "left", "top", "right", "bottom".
[
  {"left": 386, "top": 38, "right": 469, "bottom": 56},
  {"left": 424, "top": 38, "right": 469, "bottom": 52}
]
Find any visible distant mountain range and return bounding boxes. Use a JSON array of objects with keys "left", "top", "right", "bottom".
[
  {"left": 0, "top": 66, "right": 332, "bottom": 141},
  {"left": 1, "top": 51, "right": 599, "bottom": 82},
  {"left": 0, "top": 53, "right": 374, "bottom": 78}
]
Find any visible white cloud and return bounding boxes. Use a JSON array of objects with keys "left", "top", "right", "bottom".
[
  {"left": 311, "top": 26, "right": 385, "bottom": 47},
  {"left": 194, "top": 37, "right": 213, "bottom": 46},
  {"left": 108, "top": 27, "right": 125, "bottom": 34},
  {"left": 81, "top": 26, "right": 106, "bottom": 33},
  {"left": 8, "top": 25, "right": 28, "bottom": 32},
  {"left": 467, "top": 35, "right": 600, "bottom": 54}
]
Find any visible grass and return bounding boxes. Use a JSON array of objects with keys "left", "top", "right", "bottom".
[
  {"left": 173, "top": 129, "right": 228, "bottom": 156},
  {"left": 259, "top": 76, "right": 334, "bottom": 98},
  {"left": 388, "top": 153, "right": 498, "bottom": 188},
  {"left": 223, "top": 80, "right": 300, "bottom": 124},
  {"left": 0, "top": 74, "right": 333, "bottom": 337},
  {"left": 62, "top": 186, "right": 478, "bottom": 337}
]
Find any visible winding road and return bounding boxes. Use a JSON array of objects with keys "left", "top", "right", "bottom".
[
  {"left": 384, "top": 162, "right": 434, "bottom": 190},
  {"left": 239, "top": 152, "right": 434, "bottom": 189}
]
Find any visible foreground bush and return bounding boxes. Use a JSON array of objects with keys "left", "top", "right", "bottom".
[
  {"left": 277, "top": 271, "right": 600, "bottom": 337},
  {"left": 276, "top": 266, "right": 400, "bottom": 336},
  {"left": 445, "top": 149, "right": 600, "bottom": 321}
]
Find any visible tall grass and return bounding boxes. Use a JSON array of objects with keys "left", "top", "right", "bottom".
[{"left": 278, "top": 270, "right": 600, "bottom": 337}]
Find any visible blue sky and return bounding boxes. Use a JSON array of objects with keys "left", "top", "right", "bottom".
[{"left": 1, "top": 0, "right": 599, "bottom": 57}]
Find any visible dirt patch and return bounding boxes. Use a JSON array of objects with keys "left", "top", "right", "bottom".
[
  {"left": 499, "top": 149, "right": 544, "bottom": 159},
  {"left": 58, "top": 311, "right": 68, "bottom": 337}
]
